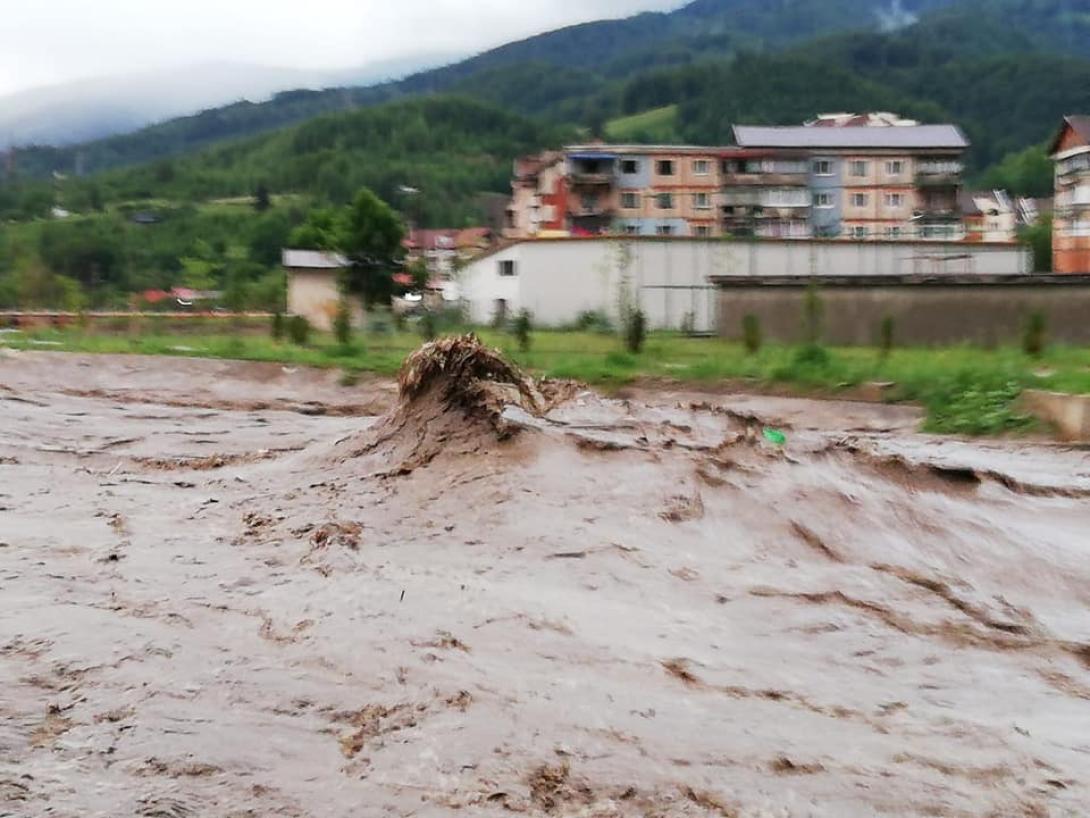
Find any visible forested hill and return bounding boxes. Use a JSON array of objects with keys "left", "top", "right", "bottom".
[
  {"left": 58, "top": 98, "right": 574, "bottom": 227},
  {"left": 12, "top": 0, "right": 954, "bottom": 179},
  {"left": 4, "top": 0, "right": 1085, "bottom": 194}
]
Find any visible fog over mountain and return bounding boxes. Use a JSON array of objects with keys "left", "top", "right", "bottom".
[{"left": 0, "top": 55, "right": 455, "bottom": 148}]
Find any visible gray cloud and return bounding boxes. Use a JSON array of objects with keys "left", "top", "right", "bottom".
[{"left": 0, "top": 0, "right": 680, "bottom": 95}]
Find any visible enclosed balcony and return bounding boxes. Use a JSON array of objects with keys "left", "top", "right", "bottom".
[
  {"left": 916, "top": 160, "right": 963, "bottom": 188},
  {"left": 568, "top": 154, "right": 617, "bottom": 187}
]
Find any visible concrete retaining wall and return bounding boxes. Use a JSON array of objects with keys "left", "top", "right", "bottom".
[{"left": 714, "top": 275, "right": 1090, "bottom": 346}]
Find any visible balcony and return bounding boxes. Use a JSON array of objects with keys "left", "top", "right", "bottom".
[
  {"left": 722, "top": 172, "right": 808, "bottom": 187},
  {"left": 569, "top": 204, "right": 616, "bottom": 218},
  {"left": 569, "top": 171, "right": 615, "bottom": 187},
  {"left": 915, "top": 163, "right": 963, "bottom": 188},
  {"left": 914, "top": 207, "right": 960, "bottom": 223},
  {"left": 722, "top": 190, "right": 761, "bottom": 207}
]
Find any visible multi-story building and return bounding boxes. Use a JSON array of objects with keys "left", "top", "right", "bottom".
[
  {"left": 505, "top": 115, "right": 972, "bottom": 242},
  {"left": 732, "top": 123, "right": 969, "bottom": 240},
  {"left": 1050, "top": 116, "right": 1090, "bottom": 273},
  {"left": 507, "top": 145, "right": 725, "bottom": 239}
]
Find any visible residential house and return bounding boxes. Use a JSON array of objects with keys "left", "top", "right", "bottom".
[
  {"left": 732, "top": 122, "right": 969, "bottom": 240},
  {"left": 403, "top": 227, "right": 493, "bottom": 303},
  {"left": 1050, "top": 116, "right": 1090, "bottom": 273},
  {"left": 507, "top": 145, "right": 724, "bottom": 239},
  {"left": 283, "top": 249, "right": 357, "bottom": 331},
  {"left": 505, "top": 151, "right": 567, "bottom": 238},
  {"left": 960, "top": 190, "right": 1040, "bottom": 244},
  {"left": 505, "top": 115, "right": 971, "bottom": 242}
]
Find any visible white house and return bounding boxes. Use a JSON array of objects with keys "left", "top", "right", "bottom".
[
  {"left": 456, "top": 236, "right": 1032, "bottom": 332},
  {"left": 284, "top": 249, "right": 354, "bottom": 331}
]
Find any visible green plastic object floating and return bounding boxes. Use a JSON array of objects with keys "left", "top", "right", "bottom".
[{"left": 762, "top": 428, "right": 787, "bottom": 446}]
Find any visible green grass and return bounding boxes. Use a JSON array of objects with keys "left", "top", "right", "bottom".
[
  {"left": 604, "top": 105, "right": 679, "bottom": 143},
  {"left": 4, "top": 326, "right": 1089, "bottom": 436}
]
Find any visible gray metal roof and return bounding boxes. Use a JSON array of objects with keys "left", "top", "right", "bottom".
[
  {"left": 733, "top": 125, "right": 969, "bottom": 150},
  {"left": 282, "top": 249, "right": 348, "bottom": 269}
]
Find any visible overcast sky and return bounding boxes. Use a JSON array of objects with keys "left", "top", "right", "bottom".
[{"left": 0, "top": 0, "right": 681, "bottom": 96}]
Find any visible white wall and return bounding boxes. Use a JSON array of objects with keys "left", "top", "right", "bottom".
[
  {"left": 287, "top": 269, "right": 363, "bottom": 331},
  {"left": 457, "top": 238, "right": 1032, "bottom": 332}
]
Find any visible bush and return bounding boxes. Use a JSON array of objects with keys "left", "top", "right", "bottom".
[
  {"left": 368, "top": 310, "right": 392, "bottom": 336},
  {"left": 1023, "top": 311, "right": 1047, "bottom": 358},
  {"left": 879, "top": 316, "right": 895, "bottom": 360},
  {"left": 792, "top": 342, "right": 830, "bottom": 368},
  {"left": 623, "top": 308, "right": 647, "bottom": 354},
  {"left": 333, "top": 298, "right": 352, "bottom": 346},
  {"left": 512, "top": 309, "right": 532, "bottom": 352},
  {"left": 573, "top": 310, "right": 614, "bottom": 334},
  {"left": 680, "top": 311, "right": 696, "bottom": 335},
  {"left": 271, "top": 311, "right": 285, "bottom": 341},
  {"left": 803, "top": 280, "right": 824, "bottom": 346},
  {"left": 419, "top": 310, "right": 438, "bottom": 341},
  {"left": 287, "top": 315, "right": 311, "bottom": 345},
  {"left": 923, "top": 375, "right": 1034, "bottom": 436},
  {"left": 742, "top": 314, "right": 762, "bottom": 355}
]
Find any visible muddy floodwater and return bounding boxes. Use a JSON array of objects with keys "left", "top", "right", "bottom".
[{"left": 2, "top": 350, "right": 1090, "bottom": 818}]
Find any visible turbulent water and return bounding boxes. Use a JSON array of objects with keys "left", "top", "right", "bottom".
[{"left": 2, "top": 350, "right": 1089, "bottom": 817}]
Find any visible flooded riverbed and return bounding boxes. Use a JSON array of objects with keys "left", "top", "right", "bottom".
[{"left": 2, "top": 348, "right": 1089, "bottom": 817}]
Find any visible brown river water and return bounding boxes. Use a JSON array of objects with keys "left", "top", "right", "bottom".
[{"left": 1, "top": 349, "right": 1089, "bottom": 817}]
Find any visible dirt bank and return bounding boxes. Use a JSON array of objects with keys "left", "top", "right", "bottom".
[{"left": 1, "top": 348, "right": 1089, "bottom": 817}]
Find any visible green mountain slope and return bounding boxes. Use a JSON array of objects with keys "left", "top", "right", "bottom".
[
  {"left": 3, "top": 0, "right": 966, "bottom": 178},
  {"left": 75, "top": 97, "right": 573, "bottom": 227}
]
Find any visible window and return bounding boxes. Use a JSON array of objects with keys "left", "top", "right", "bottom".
[
  {"left": 656, "top": 160, "right": 675, "bottom": 176},
  {"left": 886, "top": 160, "right": 904, "bottom": 176},
  {"left": 852, "top": 193, "right": 869, "bottom": 208},
  {"left": 695, "top": 225, "right": 712, "bottom": 238},
  {"left": 498, "top": 260, "right": 517, "bottom": 277},
  {"left": 850, "top": 226, "right": 868, "bottom": 239},
  {"left": 693, "top": 159, "right": 711, "bottom": 175},
  {"left": 850, "top": 160, "right": 869, "bottom": 177},
  {"left": 580, "top": 194, "right": 597, "bottom": 211},
  {"left": 621, "top": 192, "right": 639, "bottom": 209},
  {"left": 813, "top": 160, "right": 833, "bottom": 176},
  {"left": 623, "top": 224, "right": 639, "bottom": 236},
  {"left": 694, "top": 192, "right": 711, "bottom": 209},
  {"left": 886, "top": 226, "right": 903, "bottom": 239},
  {"left": 813, "top": 192, "right": 833, "bottom": 208},
  {"left": 656, "top": 224, "right": 674, "bottom": 236},
  {"left": 885, "top": 193, "right": 905, "bottom": 208},
  {"left": 621, "top": 159, "right": 640, "bottom": 174},
  {"left": 656, "top": 192, "right": 674, "bottom": 210}
]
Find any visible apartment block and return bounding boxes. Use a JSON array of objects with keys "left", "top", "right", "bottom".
[
  {"left": 1051, "top": 116, "right": 1090, "bottom": 273},
  {"left": 505, "top": 115, "right": 972, "bottom": 242},
  {"left": 732, "top": 124, "right": 969, "bottom": 240}
]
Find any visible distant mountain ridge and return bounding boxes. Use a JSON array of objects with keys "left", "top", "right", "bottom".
[
  {"left": 5, "top": 0, "right": 1088, "bottom": 182},
  {"left": 6, "top": 0, "right": 965, "bottom": 177},
  {"left": 0, "top": 54, "right": 457, "bottom": 149}
]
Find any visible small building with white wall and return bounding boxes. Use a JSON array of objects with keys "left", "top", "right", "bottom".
[
  {"left": 456, "top": 236, "right": 1032, "bottom": 332},
  {"left": 284, "top": 249, "right": 355, "bottom": 331}
]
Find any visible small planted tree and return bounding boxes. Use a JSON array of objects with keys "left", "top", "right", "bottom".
[
  {"left": 742, "top": 314, "right": 762, "bottom": 355},
  {"left": 1023, "top": 311, "right": 1047, "bottom": 358},
  {"left": 271, "top": 310, "right": 285, "bottom": 341},
  {"left": 512, "top": 309, "right": 533, "bottom": 353},
  {"left": 803, "top": 280, "right": 824, "bottom": 346},
  {"left": 879, "top": 315, "right": 895, "bottom": 360},
  {"left": 419, "top": 310, "right": 438, "bottom": 341},
  {"left": 333, "top": 297, "right": 352, "bottom": 346},
  {"left": 288, "top": 315, "right": 311, "bottom": 346},
  {"left": 624, "top": 308, "right": 647, "bottom": 354},
  {"left": 794, "top": 280, "right": 829, "bottom": 366}
]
